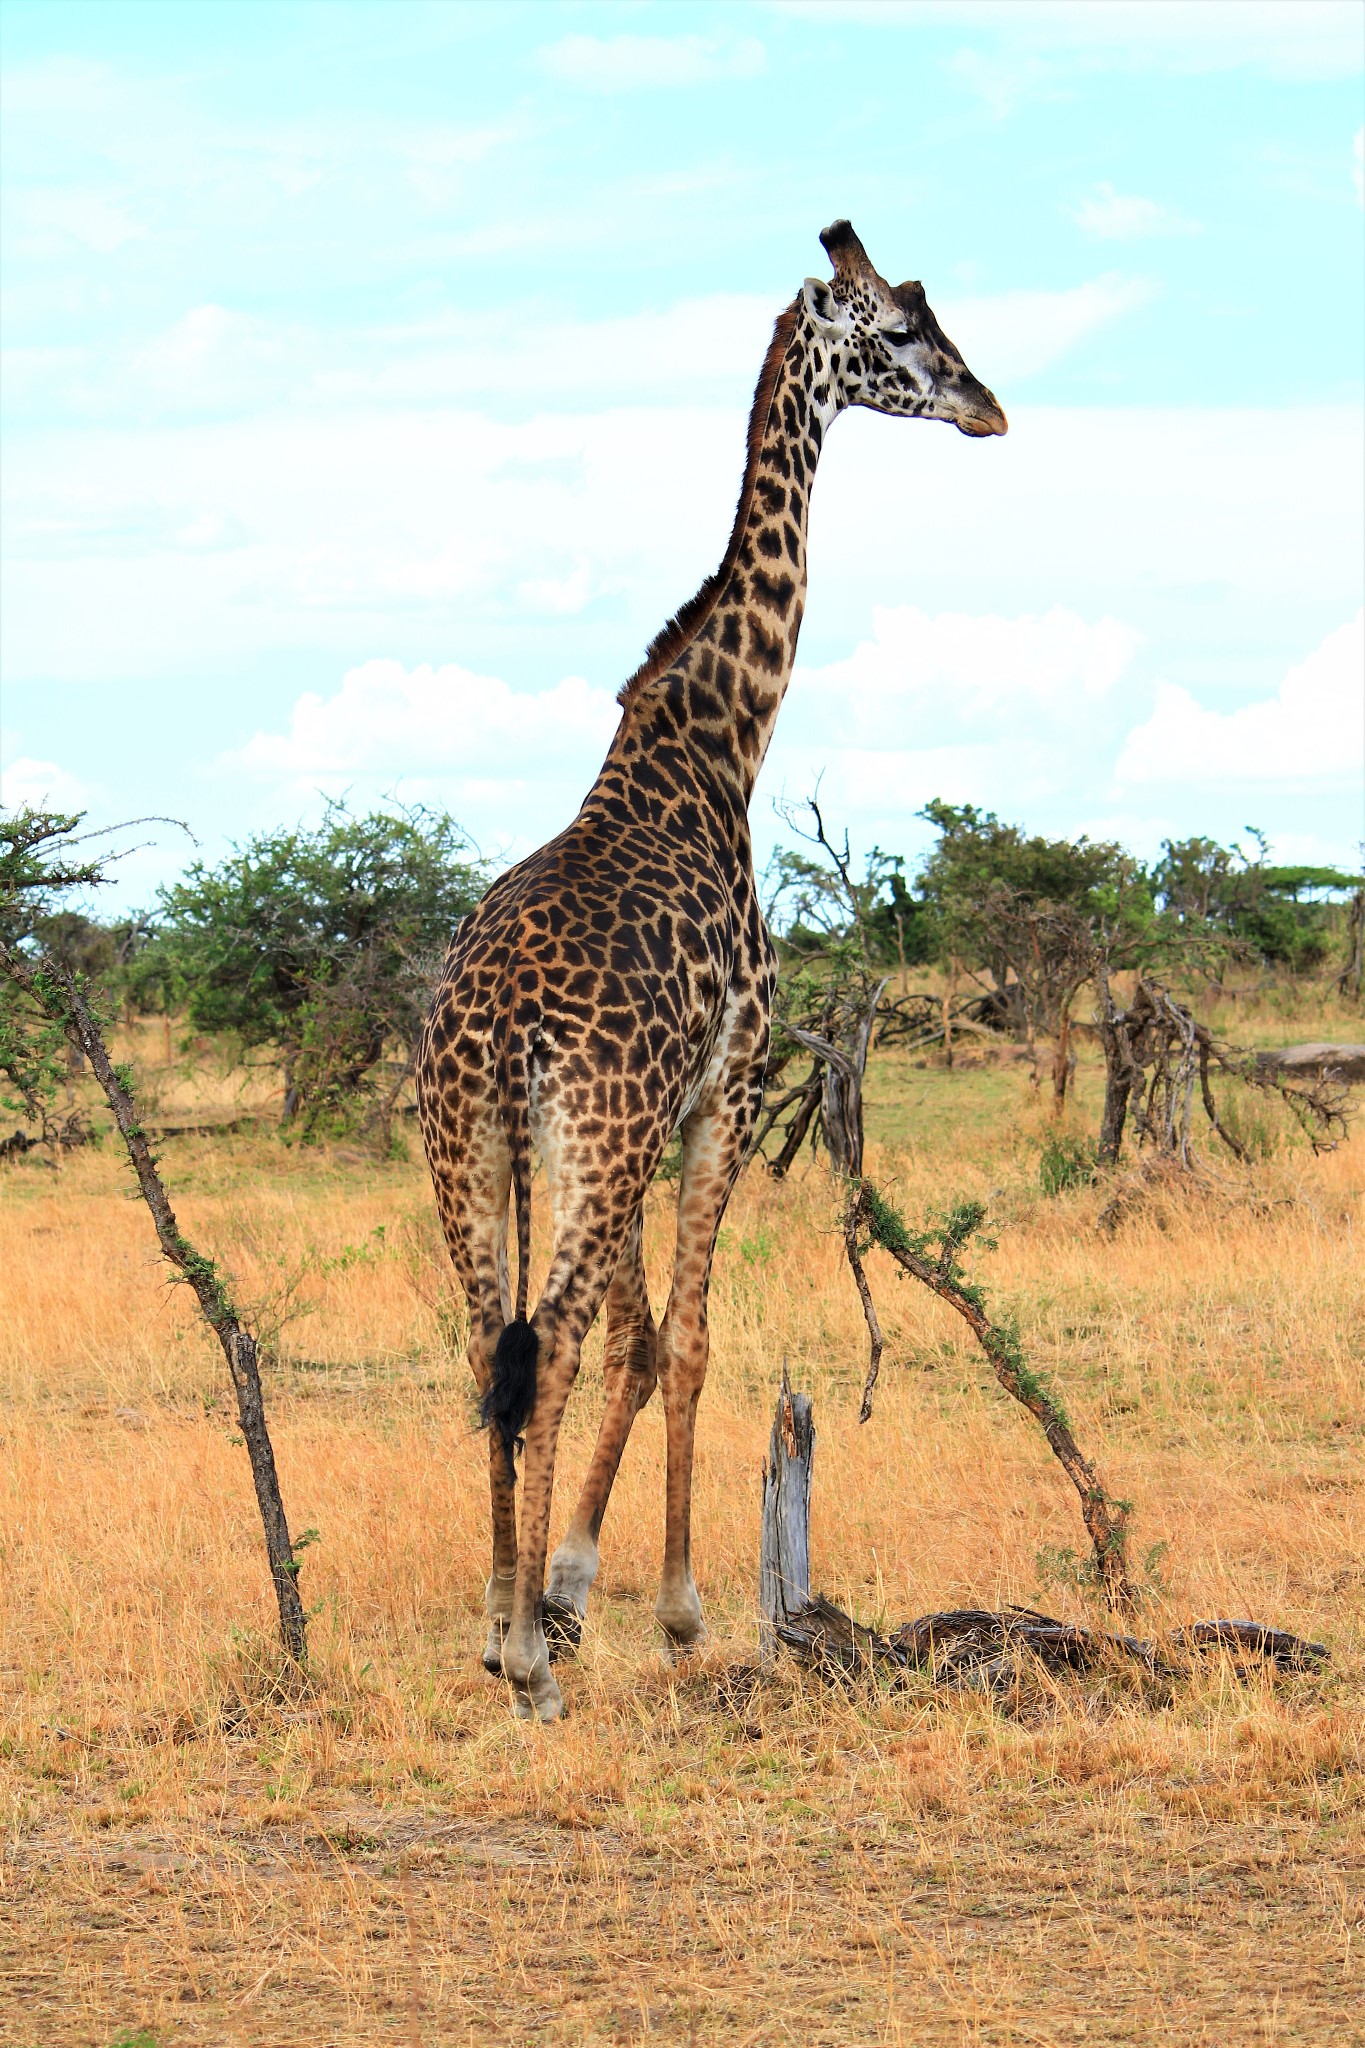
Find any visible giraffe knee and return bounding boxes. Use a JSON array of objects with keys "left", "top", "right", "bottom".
[{"left": 659, "top": 1325, "right": 708, "bottom": 1407}]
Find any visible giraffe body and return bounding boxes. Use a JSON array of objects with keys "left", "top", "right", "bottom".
[{"left": 416, "top": 223, "right": 1005, "bottom": 1720}]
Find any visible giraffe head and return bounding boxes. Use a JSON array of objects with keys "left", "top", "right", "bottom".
[{"left": 803, "top": 219, "right": 1007, "bottom": 438}]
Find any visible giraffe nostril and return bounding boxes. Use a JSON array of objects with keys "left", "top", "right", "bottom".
[{"left": 952, "top": 378, "right": 1008, "bottom": 437}]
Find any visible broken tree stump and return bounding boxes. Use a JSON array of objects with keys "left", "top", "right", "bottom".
[
  {"left": 752, "top": 1378, "right": 1327, "bottom": 1695},
  {"left": 758, "top": 1367, "right": 814, "bottom": 1671}
]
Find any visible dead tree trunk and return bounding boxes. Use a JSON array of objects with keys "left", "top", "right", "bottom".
[
  {"left": 1094, "top": 971, "right": 1257, "bottom": 1173},
  {"left": 785, "top": 975, "right": 889, "bottom": 1178},
  {"left": 1052, "top": 994, "right": 1075, "bottom": 1116},
  {"left": 759, "top": 1060, "right": 823, "bottom": 1179},
  {"left": 1338, "top": 889, "right": 1364, "bottom": 1002},
  {"left": 758, "top": 1367, "right": 814, "bottom": 1671},
  {"left": 1095, "top": 966, "right": 1138, "bottom": 1168}
]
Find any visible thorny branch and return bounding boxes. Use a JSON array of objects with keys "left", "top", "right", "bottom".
[
  {"left": 0, "top": 942, "right": 308, "bottom": 1662},
  {"left": 843, "top": 1179, "right": 1135, "bottom": 1613}
]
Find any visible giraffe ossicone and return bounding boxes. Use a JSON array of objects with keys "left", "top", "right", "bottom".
[{"left": 416, "top": 220, "right": 1006, "bottom": 1723}]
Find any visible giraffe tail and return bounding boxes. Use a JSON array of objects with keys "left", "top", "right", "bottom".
[{"left": 481, "top": 1011, "right": 538, "bottom": 1480}]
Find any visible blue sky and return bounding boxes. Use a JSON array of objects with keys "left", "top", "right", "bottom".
[{"left": 2, "top": 0, "right": 1362, "bottom": 908}]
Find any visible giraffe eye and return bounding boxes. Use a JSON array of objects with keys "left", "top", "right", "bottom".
[{"left": 884, "top": 328, "right": 912, "bottom": 348}]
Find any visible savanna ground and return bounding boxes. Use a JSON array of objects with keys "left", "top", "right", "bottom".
[{"left": 2, "top": 989, "right": 1362, "bottom": 2046}]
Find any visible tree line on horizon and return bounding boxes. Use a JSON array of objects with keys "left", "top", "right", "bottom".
[{"left": 3, "top": 796, "right": 1361, "bottom": 1150}]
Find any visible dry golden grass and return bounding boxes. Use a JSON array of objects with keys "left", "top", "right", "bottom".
[{"left": 1, "top": 1032, "right": 1363, "bottom": 2045}]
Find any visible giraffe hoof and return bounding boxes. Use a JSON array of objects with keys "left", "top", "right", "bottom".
[
  {"left": 508, "top": 1676, "right": 565, "bottom": 1724},
  {"left": 542, "top": 1594, "right": 583, "bottom": 1662},
  {"left": 482, "top": 1618, "right": 508, "bottom": 1674},
  {"left": 502, "top": 1629, "right": 566, "bottom": 1721},
  {"left": 659, "top": 1621, "right": 710, "bottom": 1667}
]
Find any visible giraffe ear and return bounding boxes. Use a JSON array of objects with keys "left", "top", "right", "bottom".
[{"left": 802, "top": 277, "right": 842, "bottom": 335}]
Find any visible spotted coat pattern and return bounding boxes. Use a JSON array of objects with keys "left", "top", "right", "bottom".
[{"left": 416, "top": 221, "right": 1006, "bottom": 1719}]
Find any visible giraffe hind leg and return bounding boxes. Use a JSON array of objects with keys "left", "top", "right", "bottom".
[
  {"left": 499, "top": 1172, "right": 651, "bottom": 1721},
  {"left": 544, "top": 1212, "right": 657, "bottom": 1654},
  {"left": 422, "top": 1102, "right": 523, "bottom": 1678}
]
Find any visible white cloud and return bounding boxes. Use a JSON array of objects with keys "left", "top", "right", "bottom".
[
  {"left": 4, "top": 403, "right": 1360, "bottom": 694},
  {"left": 0, "top": 753, "right": 89, "bottom": 813},
  {"left": 787, "top": 606, "right": 1140, "bottom": 740},
  {"left": 325, "top": 295, "right": 781, "bottom": 409},
  {"left": 233, "top": 663, "right": 618, "bottom": 806},
  {"left": 1, "top": 60, "right": 526, "bottom": 285},
  {"left": 1115, "top": 612, "right": 1365, "bottom": 786},
  {"left": 938, "top": 275, "right": 1154, "bottom": 383},
  {"left": 5, "top": 274, "right": 1154, "bottom": 428},
  {"left": 807, "top": 403, "right": 1364, "bottom": 628},
  {"left": 6, "top": 185, "right": 148, "bottom": 257},
  {"left": 11, "top": 294, "right": 784, "bottom": 423},
  {"left": 1070, "top": 184, "right": 1199, "bottom": 242},
  {"left": 128, "top": 304, "right": 291, "bottom": 414},
  {"left": 759, "top": 739, "right": 1045, "bottom": 833},
  {"left": 756, "top": 607, "right": 1141, "bottom": 837},
  {"left": 517, "top": 563, "right": 599, "bottom": 617},
  {"left": 225, "top": 616, "right": 1139, "bottom": 867},
  {"left": 781, "top": 3, "right": 1365, "bottom": 79},
  {"left": 537, "top": 34, "right": 766, "bottom": 91}
]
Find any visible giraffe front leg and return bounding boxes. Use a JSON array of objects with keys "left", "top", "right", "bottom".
[
  {"left": 655, "top": 1330, "right": 707, "bottom": 1653},
  {"left": 654, "top": 1105, "right": 750, "bottom": 1657},
  {"left": 545, "top": 1215, "right": 657, "bottom": 1655}
]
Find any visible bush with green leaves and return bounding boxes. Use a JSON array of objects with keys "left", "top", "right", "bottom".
[
  {"left": 1, "top": 807, "right": 115, "bottom": 1137},
  {"left": 915, "top": 799, "right": 1156, "bottom": 1042},
  {"left": 136, "top": 800, "right": 488, "bottom": 1132},
  {"left": 1038, "top": 1132, "right": 1097, "bottom": 1198},
  {"left": 1153, "top": 830, "right": 1359, "bottom": 974}
]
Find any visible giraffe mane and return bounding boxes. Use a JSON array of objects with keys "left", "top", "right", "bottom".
[{"left": 616, "top": 295, "right": 802, "bottom": 709}]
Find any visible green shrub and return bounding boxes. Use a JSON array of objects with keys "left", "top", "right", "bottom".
[{"left": 1038, "top": 1132, "right": 1096, "bottom": 1197}]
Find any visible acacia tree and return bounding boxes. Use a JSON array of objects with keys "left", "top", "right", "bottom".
[
  {"left": 916, "top": 801, "right": 1155, "bottom": 1111},
  {"left": 0, "top": 808, "right": 114, "bottom": 1152},
  {"left": 1154, "top": 831, "right": 1360, "bottom": 979},
  {"left": 139, "top": 799, "right": 487, "bottom": 1135}
]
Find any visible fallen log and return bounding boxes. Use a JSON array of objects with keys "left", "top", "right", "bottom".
[
  {"left": 777, "top": 1596, "right": 1327, "bottom": 1689},
  {"left": 758, "top": 1375, "right": 1329, "bottom": 1696},
  {"left": 1253, "top": 1043, "right": 1365, "bottom": 1085}
]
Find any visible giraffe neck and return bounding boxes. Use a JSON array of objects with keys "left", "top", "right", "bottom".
[{"left": 604, "top": 299, "right": 836, "bottom": 824}]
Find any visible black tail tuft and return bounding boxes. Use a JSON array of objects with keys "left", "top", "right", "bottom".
[{"left": 480, "top": 1317, "right": 538, "bottom": 1480}]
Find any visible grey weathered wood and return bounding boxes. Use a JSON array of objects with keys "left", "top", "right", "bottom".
[
  {"left": 1255, "top": 1042, "right": 1365, "bottom": 1084},
  {"left": 758, "top": 1368, "right": 814, "bottom": 1670}
]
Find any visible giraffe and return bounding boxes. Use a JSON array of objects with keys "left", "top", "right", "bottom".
[{"left": 416, "top": 220, "right": 1006, "bottom": 1722}]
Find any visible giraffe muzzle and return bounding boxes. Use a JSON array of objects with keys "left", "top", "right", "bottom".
[{"left": 954, "top": 387, "right": 1009, "bottom": 438}]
